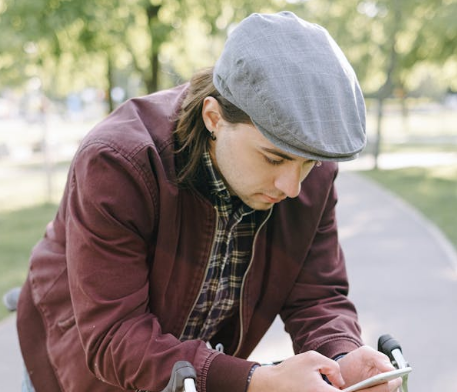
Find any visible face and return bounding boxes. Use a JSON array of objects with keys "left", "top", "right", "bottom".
[{"left": 202, "top": 98, "right": 317, "bottom": 210}]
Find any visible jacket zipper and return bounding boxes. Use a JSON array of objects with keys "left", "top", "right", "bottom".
[
  {"left": 233, "top": 208, "right": 273, "bottom": 357},
  {"left": 178, "top": 208, "right": 219, "bottom": 339}
]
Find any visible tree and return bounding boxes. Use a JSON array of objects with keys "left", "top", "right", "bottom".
[
  {"left": 289, "top": 0, "right": 457, "bottom": 168},
  {"left": 367, "top": 0, "right": 457, "bottom": 168},
  {"left": 1, "top": 0, "right": 455, "bottom": 118}
]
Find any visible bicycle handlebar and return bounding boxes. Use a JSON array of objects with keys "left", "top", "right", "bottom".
[
  {"left": 160, "top": 361, "right": 197, "bottom": 392},
  {"left": 378, "top": 334, "right": 402, "bottom": 359},
  {"left": 139, "top": 334, "right": 412, "bottom": 392},
  {"left": 378, "top": 333, "right": 409, "bottom": 369},
  {"left": 378, "top": 334, "right": 410, "bottom": 392}
]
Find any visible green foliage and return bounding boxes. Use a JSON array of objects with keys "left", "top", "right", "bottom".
[
  {"left": 0, "top": 203, "right": 58, "bottom": 320},
  {"left": 0, "top": 0, "right": 456, "bottom": 100}
]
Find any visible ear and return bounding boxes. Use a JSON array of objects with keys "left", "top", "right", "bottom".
[{"left": 202, "top": 97, "right": 222, "bottom": 133}]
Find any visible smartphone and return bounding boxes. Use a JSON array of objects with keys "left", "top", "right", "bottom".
[{"left": 343, "top": 367, "right": 412, "bottom": 392}]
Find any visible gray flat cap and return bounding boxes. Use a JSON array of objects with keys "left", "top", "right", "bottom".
[{"left": 213, "top": 11, "right": 366, "bottom": 161}]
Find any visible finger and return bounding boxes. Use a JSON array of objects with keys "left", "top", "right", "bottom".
[
  {"left": 375, "top": 356, "right": 396, "bottom": 373},
  {"left": 366, "top": 376, "right": 402, "bottom": 392},
  {"left": 361, "top": 347, "right": 395, "bottom": 372},
  {"left": 387, "top": 377, "right": 403, "bottom": 392},
  {"left": 319, "top": 361, "right": 345, "bottom": 388}
]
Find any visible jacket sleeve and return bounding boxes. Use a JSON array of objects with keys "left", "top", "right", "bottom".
[
  {"left": 65, "top": 141, "right": 236, "bottom": 392},
  {"left": 280, "top": 166, "right": 363, "bottom": 359}
]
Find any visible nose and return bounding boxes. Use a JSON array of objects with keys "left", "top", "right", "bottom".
[
  {"left": 274, "top": 161, "right": 315, "bottom": 199},
  {"left": 274, "top": 166, "right": 303, "bottom": 199}
]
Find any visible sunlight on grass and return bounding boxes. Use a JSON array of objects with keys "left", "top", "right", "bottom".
[
  {"left": 0, "top": 163, "right": 69, "bottom": 213},
  {"left": 361, "top": 165, "right": 457, "bottom": 250},
  {"left": 365, "top": 101, "right": 457, "bottom": 140},
  {"left": 0, "top": 204, "right": 58, "bottom": 320}
]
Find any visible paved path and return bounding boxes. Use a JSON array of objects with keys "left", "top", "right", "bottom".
[
  {"left": 0, "top": 313, "right": 22, "bottom": 390},
  {"left": 250, "top": 171, "right": 457, "bottom": 392},
  {"left": 338, "top": 171, "right": 457, "bottom": 391},
  {"left": 2, "top": 171, "right": 457, "bottom": 391}
]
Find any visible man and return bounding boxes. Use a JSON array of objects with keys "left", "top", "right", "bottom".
[{"left": 17, "top": 11, "right": 401, "bottom": 392}]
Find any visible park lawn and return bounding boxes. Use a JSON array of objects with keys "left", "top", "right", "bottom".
[
  {"left": 0, "top": 203, "right": 58, "bottom": 320},
  {"left": 360, "top": 165, "right": 457, "bottom": 251}
]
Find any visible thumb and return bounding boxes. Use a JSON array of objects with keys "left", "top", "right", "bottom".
[{"left": 320, "top": 362, "right": 345, "bottom": 389}]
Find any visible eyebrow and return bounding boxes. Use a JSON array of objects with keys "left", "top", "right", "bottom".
[{"left": 260, "top": 147, "right": 296, "bottom": 161}]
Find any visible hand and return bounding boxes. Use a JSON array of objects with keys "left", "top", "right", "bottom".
[
  {"left": 338, "top": 346, "right": 403, "bottom": 392},
  {"left": 248, "top": 351, "right": 344, "bottom": 392}
]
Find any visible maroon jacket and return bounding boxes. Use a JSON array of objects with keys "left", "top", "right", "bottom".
[{"left": 17, "top": 84, "right": 362, "bottom": 392}]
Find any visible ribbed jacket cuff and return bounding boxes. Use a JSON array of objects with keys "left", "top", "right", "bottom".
[
  {"left": 206, "top": 354, "right": 258, "bottom": 392},
  {"left": 314, "top": 337, "right": 361, "bottom": 359}
]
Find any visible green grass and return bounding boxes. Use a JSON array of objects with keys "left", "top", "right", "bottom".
[
  {"left": 0, "top": 203, "right": 58, "bottom": 320},
  {"left": 360, "top": 165, "right": 457, "bottom": 250}
]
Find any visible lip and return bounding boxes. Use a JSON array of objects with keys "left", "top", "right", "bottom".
[{"left": 261, "top": 194, "right": 285, "bottom": 204}]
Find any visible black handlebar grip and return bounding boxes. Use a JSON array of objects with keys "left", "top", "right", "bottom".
[
  {"left": 378, "top": 334, "right": 402, "bottom": 362},
  {"left": 160, "top": 361, "right": 197, "bottom": 392}
]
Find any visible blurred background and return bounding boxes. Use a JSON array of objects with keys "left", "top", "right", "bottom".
[{"left": 0, "top": 0, "right": 456, "bottom": 390}]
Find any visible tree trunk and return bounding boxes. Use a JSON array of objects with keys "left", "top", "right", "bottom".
[
  {"left": 151, "top": 51, "right": 159, "bottom": 92},
  {"left": 373, "top": 0, "right": 402, "bottom": 169},
  {"left": 145, "top": 4, "right": 162, "bottom": 93},
  {"left": 399, "top": 87, "right": 409, "bottom": 133},
  {"left": 39, "top": 93, "right": 53, "bottom": 203},
  {"left": 107, "top": 51, "right": 115, "bottom": 113},
  {"left": 374, "top": 97, "right": 384, "bottom": 170}
]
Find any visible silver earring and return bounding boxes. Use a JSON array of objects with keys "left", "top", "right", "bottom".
[{"left": 210, "top": 131, "right": 217, "bottom": 141}]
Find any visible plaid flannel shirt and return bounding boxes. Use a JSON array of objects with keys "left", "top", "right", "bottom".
[{"left": 180, "top": 151, "right": 271, "bottom": 343}]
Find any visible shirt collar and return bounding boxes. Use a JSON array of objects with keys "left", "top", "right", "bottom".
[
  {"left": 202, "top": 151, "right": 256, "bottom": 216},
  {"left": 202, "top": 151, "right": 232, "bottom": 202}
]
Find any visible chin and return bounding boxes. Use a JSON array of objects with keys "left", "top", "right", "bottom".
[{"left": 243, "top": 199, "right": 274, "bottom": 211}]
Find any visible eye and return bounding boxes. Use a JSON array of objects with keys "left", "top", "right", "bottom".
[{"left": 264, "top": 155, "right": 284, "bottom": 166}]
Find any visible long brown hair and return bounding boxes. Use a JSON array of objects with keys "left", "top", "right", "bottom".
[{"left": 174, "top": 67, "right": 251, "bottom": 187}]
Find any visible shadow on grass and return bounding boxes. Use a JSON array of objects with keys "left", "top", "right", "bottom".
[{"left": 0, "top": 203, "right": 58, "bottom": 320}]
